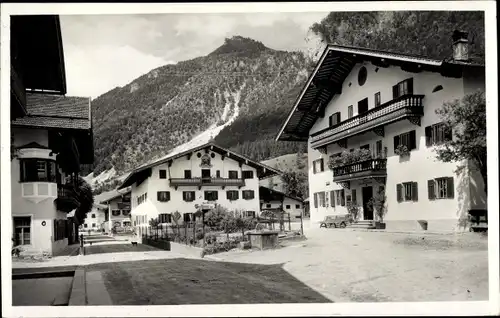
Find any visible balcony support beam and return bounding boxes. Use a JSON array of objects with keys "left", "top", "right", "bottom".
[
  {"left": 337, "top": 139, "right": 347, "bottom": 149},
  {"left": 337, "top": 181, "right": 350, "bottom": 190},
  {"left": 373, "top": 126, "right": 385, "bottom": 137},
  {"left": 317, "top": 147, "right": 327, "bottom": 155},
  {"left": 372, "top": 177, "right": 386, "bottom": 185},
  {"left": 407, "top": 116, "right": 421, "bottom": 126}
]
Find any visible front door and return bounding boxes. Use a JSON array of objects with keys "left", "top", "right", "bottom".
[{"left": 362, "top": 186, "right": 374, "bottom": 220}]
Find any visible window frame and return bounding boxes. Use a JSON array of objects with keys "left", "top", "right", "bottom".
[
  {"left": 204, "top": 190, "right": 218, "bottom": 201},
  {"left": 159, "top": 169, "right": 167, "bottom": 179},
  {"left": 157, "top": 191, "right": 171, "bottom": 202},
  {"left": 182, "top": 191, "right": 196, "bottom": 202},
  {"left": 13, "top": 216, "right": 31, "bottom": 245},
  {"left": 242, "top": 190, "right": 255, "bottom": 200},
  {"left": 19, "top": 158, "right": 58, "bottom": 183},
  {"left": 228, "top": 170, "right": 239, "bottom": 179},
  {"left": 374, "top": 92, "right": 381, "bottom": 107},
  {"left": 393, "top": 78, "right": 414, "bottom": 99},
  {"left": 242, "top": 170, "right": 254, "bottom": 179},
  {"left": 226, "top": 190, "right": 239, "bottom": 201},
  {"left": 425, "top": 122, "right": 452, "bottom": 147}
]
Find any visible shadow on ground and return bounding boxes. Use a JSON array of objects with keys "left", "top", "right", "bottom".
[
  {"left": 84, "top": 244, "right": 159, "bottom": 255},
  {"left": 86, "top": 258, "right": 332, "bottom": 305}
]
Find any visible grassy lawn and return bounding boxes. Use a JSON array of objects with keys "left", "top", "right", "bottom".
[
  {"left": 86, "top": 258, "right": 331, "bottom": 305},
  {"left": 85, "top": 244, "right": 160, "bottom": 255}
]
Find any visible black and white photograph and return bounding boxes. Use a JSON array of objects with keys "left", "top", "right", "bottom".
[{"left": 1, "top": 2, "right": 498, "bottom": 317}]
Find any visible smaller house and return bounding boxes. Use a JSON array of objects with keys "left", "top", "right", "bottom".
[
  {"left": 80, "top": 203, "right": 107, "bottom": 232},
  {"left": 259, "top": 186, "right": 304, "bottom": 219},
  {"left": 96, "top": 188, "right": 132, "bottom": 234}
]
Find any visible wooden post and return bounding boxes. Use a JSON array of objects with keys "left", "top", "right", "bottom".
[
  {"left": 300, "top": 215, "right": 304, "bottom": 236},
  {"left": 184, "top": 223, "right": 188, "bottom": 245},
  {"left": 288, "top": 213, "right": 291, "bottom": 231},
  {"left": 193, "top": 221, "right": 196, "bottom": 245}
]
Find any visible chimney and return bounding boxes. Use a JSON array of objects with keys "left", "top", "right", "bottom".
[{"left": 452, "top": 30, "right": 469, "bottom": 61}]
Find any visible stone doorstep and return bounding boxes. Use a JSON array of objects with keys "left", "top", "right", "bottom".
[{"left": 68, "top": 268, "right": 86, "bottom": 306}]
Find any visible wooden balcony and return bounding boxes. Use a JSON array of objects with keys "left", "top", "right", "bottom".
[
  {"left": 311, "top": 95, "right": 424, "bottom": 149},
  {"left": 169, "top": 177, "right": 246, "bottom": 190},
  {"left": 55, "top": 184, "right": 80, "bottom": 213},
  {"left": 332, "top": 159, "right": 387, "bottom": 184}
]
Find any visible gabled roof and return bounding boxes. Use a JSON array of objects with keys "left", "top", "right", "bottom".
[
  {"left": 259, "top": 186, "right": 303, "bottom": 203},
  {"left": 119, "top": 142, "right": 282, "bottom": 189},
  {"left": 16, "top": 142, "right": 50, "bottom": 150},
  {"left": 276, "top": 44, "right": 485, "bottom": 142},
  {"left": 96, "top": 187, "right": 131, "bottom": 205},
  {"left": 11, "top": 93, "right": 92, "bottom": 130}
]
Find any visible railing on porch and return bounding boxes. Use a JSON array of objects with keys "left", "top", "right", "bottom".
[{"left": 332, "top": 159, "right": 387, "bottom": 178}]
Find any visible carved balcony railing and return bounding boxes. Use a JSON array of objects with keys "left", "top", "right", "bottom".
[
  {"left": 332, "top": 159, "right": 387, "bottom": 183},
  {"left": 311, "top": 94, "right": 425, "bottom": 149},
  {"left": 56, "top": 184, "right": 80, "bottom": 213},
  {"left": 169, "top": 177, "right": 246, "bottom": 189}
]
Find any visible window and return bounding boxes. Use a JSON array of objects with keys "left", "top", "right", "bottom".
[
  {"left": 295, "top": 204, "right": 301, "bottom": 209},
  {"left": 226, "top": 190, "right": 239, "bottom": 201},
  {"left": 334, "top": 190, "right": 345, "bottom": 206},
  {"left": 348, "top": 105, "right": 353, "bottom": 118},
  {"left": 351, "top": 189, "right": 357, "bottom": 204},
  {"left": 201, "top": 169, "right": 210, "bottom": 178},
  {"left": 245, "top": 211, "right": 256, "bottom": 218},
  {"left": 182, "top": 191, "right": 195, "bottom": 202},
  {"left": 285, "top": 205, "right": 291, "bottom": 209},
  {"left": 397, "top": 182, "right": 418, "bottom": 202},
  {"left": 159, "top": 169, "right": 167, "bottom": 179},
  {"left": 91, "top": 214, "right": 96, "bottom": 218},
  {"left": 432, "top": 85, "right": 443, "bottom": 93},
  {"left": 183, "top": 213, "right": 194, "bottom": 223},
  {"left": 137, "top": 193, "right": 147, "bottom": 205},
  {"left": 112, "top": 210, "right": 121, "bottom": 216},
  {"left": 318, "top": 192, "right": 326, "bottom": 207},
  {"left": 329, "top": 112, "right": 341, "bottom": 126},
  {"left": 358, "top": 66, "right": 367, "bottom": 86},
  {"left": 184, "top": 170, "right": 192, "bottom": 179},
  {"left": 393, "top": 78, "right": 414, "bottom": 99},
  {"left": 425, "top": 123, "right": 452, "bottom": 147},
  {"left": 216, "top": 170, "right": 221, "bottom": 178},
  {"left": 53, "top": 219, "right": 67, "bottom": 241},
  {"left": 242, "top": 170, "right": 254, "bottom": 179},
  {"left": 375, "top": 140, "right": 383, "bottom": 158},
  {"left": 358, "top": 98, "right": 368, "bottom": 114},
  {"left": 330, "top": 191, "right": 335, "bottom": 207},
  {"left": 92, "top": 223, "right": 96, "bottom": 228},
  {"left": 266, "top": 203, "right": 272, "bottom": 208},
  {"left": 228, "top": 170, "right": 239, "bottom": 179},
  {"left": 374, "top": 92, "right": 381, "bottom": 107},
  {"left": 312, "top": 159, "right": 324, "bottom": 174},
  {"left": 204, "top": 190, "right": 218, "bottom": 201},
  {"left": 84, "top": 223, "right": 88, "bottom": 228},
  {"left": 157, "top": 191, "right": 171, "bottom": 202},
  {"left": 428, "top": 177, "right": 454, "bottom": 200},
  {"left": 159, "top": 213, "right": 172, "bottom": 223},
  {"left": 13, "top": 216, "right": 31, "bottom": 245},
  {"left": 242, "top": 190, "right": 255, "bottom": 200},
  {"left": 123, "top": 221, "right": 131, "bottom": 227},
  {"left": 394, "top": 130, "right": 417, "bottom": 152},
  {"left": 122, "top": 210, "right": 130, "bottom": 216},
  {"left": 314, "top": 193, "right": 318, "bottom": 208},
  {"left": 20, "top": 159, "right": 57, "bottom": 182}
]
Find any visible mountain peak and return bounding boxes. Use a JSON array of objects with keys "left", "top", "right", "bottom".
[{"left": 209, "top": 36, "right": 270, "bottom": 56}]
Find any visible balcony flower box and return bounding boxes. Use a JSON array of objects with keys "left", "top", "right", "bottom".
[
  {"left": 328, "top": 148, "right": 372, "bottom": 170},
  {"left": 394, "top": 144, "right": 410, "bottom": 157}
]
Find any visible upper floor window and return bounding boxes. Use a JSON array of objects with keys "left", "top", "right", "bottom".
[
  {"left": 312, "top": 159, "right": 324, "bottom": 174},
  {"left": 242, "top": 190, "right": 255, "bottom": 200},
  {"left": 20, "top": 159, "right": 57, "bottom": 183},
  {"left": 91, "top": 214, "right": 96, "bottom": 218},
  {"left": 358, "top": 98, "right": 368, "bottom": 114},
  {"left": 393, "top": 78, "right": 414, "bottom": 99},
  {"left": 226, "top": 190, "right": 239, "bottom": 201},
  {"left": 216, "top": 170, "right": 221, "bottom": 178},
  {"left": 358, "top": 66, "right": 368, "bottom": 86},
  {"left": 182, "top": 191, "right": 195, "bottom": 202},
  {"left": 112, "top": 210, "right": 121, "bottom": 216},
  {"left": 394, "top": 130, "right": 417, "bottom": 152},
  {"left": 157, "top": 191, "right": 171, "bottom": 202},
  {"left": 285, "top": 205, "right": 291, "bottom": 209},
  {"left": 242, "top": 170, "right": 254, "bottom": 179},
  {"left": 295, "top": 204, "right": 301, "bottom": 209},
  {"left": 184, "top": 170, "right": 192, "bottom": 179},
  {"left": 228, "top": 170, "right": 239, "bottom": 179},
  {"left": 348, "top": 105, "right": 353, "bottom": 118},
  {"left": 329, "top": 112, "right": 341, "bottom": 126},
  {"left": 374, "top": 92, "right": 381, "bottom": 107},
  {"left": 432, "top": 85, "right": 443, "bottom": 93},
  {"left": 425, "top": 122, "right": 452, "bottom": 147},
  {"left": 204, "top": 190, "right": 218, "bottom": 201},
  {"left": 159, "top": 169, "right": 167, "bottom": 179}
]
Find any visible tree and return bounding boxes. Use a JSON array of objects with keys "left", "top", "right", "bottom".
[
  {"left": 435, "top": 90, "right": 487, "bottom": 194},
  {"left": 73, "top": 176, "right": 94, "bottom": 225},
  {"left": 280, "top": 169, "right": 308, "bottom": 199}
]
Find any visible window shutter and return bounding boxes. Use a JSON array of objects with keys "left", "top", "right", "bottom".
[
  {"left": 393, "top": 135, "right": 400, "bottom": 150},
  {"left": 330, "top": 191, "right": 335, "bottom": 207},
  {"left": 313, "top": 161, "right": 317, "bottom": 174},
  {"left": 157, "top": 192, "right": 161, "bottom": 201},
  {"left": 396, "top": 184, "right": 402, "bottom": 202},
  {"left": 313, "top": 193, "right": 318, "bottom": 208},
  {"left": 425, "top": 126, "right": 432, "bottom": 147},
  {"left": 352, "top": 189, "right": 357, "bottom": 204},
  {"left": 409, "top": 130, "right": 417, "bottom": 150},
  {"left": 329, "top": 115, "right": 333, "bottom": 127},
  {"left": 392, "top": 85, "right": 399, "bottom": 99},
  {"left": 336, "top": 112, "right": 341, "bottom": 124},
  {"left": 320, "top": 159, "right": 324, "bottom": 172},
  {"left": 407, "top": 78, "right": 414, "bottom": 94},
  {"left": 340, "top": 190, "right": 345, "bottom": 206},
  {"left": 427, "top": 180, "right": 435, "bottom": 200},
  {"left": 226, "top": 191, "right": 231, "bottom": 200},
  {"left": 411, "top": 182, "right": 418, "bottom": 201},
  {"left": 446, "top": 177, "right": 455, "bottom": 199}
]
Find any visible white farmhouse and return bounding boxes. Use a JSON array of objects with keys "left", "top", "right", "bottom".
[
  {"left": 118, "top": 142, "right": 281, "bottom": 236},
  {"left": 259, "top": 186, "right": 304, "bottom": 219},
  {"left": 276, "top": 31, "right": 486, "bottom": 232}
]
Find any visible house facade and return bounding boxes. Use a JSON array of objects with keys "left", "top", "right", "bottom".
[
  {"left": 97, "top": 188, "right": 132, "bottom": 233},
  {"left": 277, "top": 31, "right": 486, "bottom": 232},
  {"left": 10, "top": 15, "right": 94, "bottom": 255},
  {"left": 80, "top": 204, "right": 107, "bottom": 232},
  {"left": 118, "top": 143, "right": 280, "bottom": 237},
  {"left": 259, "top": 186, "right": 304, "bottom": 219}
]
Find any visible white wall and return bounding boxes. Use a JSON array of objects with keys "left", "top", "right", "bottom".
[
  {"left": 283, "top": 197, "right": 304, "bottom": 218},
  {"left": 307, "top": 62, "right": 485, "bottom": 231},
  {"left": 82, "top": 207, "right": 106, "bottom": 230},
  {"left": 131, "top": 147, "right": 262, "bottom": 224}
]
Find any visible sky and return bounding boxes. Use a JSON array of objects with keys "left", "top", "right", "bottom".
[{"left": 60, "top": 12, "right": 329, "bottom": 99}]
